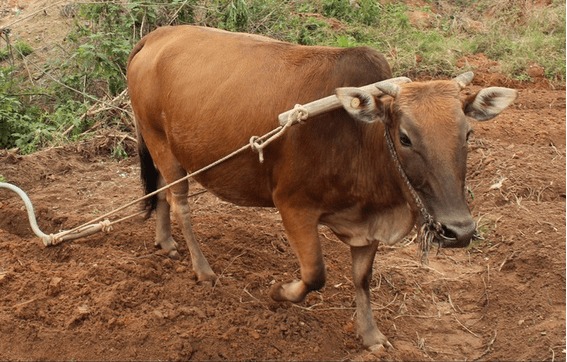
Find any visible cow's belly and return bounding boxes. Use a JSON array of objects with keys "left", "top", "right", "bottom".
[
  {"left": 184, "top": 152, "right": 276, "bottom": 208},
  {"left": 161, "top": 107, "right": 277, "bottom": 207},
  {"left": 321, "top": 203, "right": 415, "bottom": 247}
]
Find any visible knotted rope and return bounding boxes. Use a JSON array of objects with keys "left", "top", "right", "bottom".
[{"left": 250, "top": 104, "right": 308, "bottom": 163}]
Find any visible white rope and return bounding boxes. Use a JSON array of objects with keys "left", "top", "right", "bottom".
[
  {"left": 250, "top": 104, "right": 308, "bottom": 162},
  {"left": 0, "top": 108, "right": 307, "bottom": 246}
]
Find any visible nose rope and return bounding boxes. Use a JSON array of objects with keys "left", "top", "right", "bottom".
[{"left": 383, "top": 127, "right": 444, "bottom": 264}]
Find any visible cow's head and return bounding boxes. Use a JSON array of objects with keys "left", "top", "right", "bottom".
[{"left": 336, "top": 72, "right": 517, "bottom": 248}]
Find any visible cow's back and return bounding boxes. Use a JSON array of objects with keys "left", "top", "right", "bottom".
[{"left": 127, "top": 25, "right": 391, "bottom": 206}]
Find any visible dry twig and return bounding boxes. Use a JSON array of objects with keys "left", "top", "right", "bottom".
[
  {"left": 498, "top": 250, "right": 518, "bottom": 271},
  {"left": 454, "top": 315, "right": 481, "bottom": 338},
  {"left": 474, "top": 330, "right": 497, "bottom": 361}
]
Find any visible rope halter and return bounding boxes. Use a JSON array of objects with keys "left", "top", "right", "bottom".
[
  {"left": 383, "top": 127, "right": 445, "bottom": 264},
  {"left": 378, "top": 72, "right": 475, "bottom": 264}
]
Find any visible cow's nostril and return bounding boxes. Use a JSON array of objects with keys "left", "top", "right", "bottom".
[
  {"left": 440, "top": 225, "right": 458, "bottom": 240},
  {"left": 439, "top": 221, "right": 476, "bottom": 248}
]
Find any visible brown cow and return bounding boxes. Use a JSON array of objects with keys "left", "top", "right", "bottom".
[{"left": 127, "top": 25, "right": 517, "bottom": 350}]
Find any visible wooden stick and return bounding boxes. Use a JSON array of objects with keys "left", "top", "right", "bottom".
[{"left": 278, "top": 76, "right": 411, "bottom": 125}]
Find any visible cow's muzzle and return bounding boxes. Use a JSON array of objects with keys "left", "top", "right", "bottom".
[
  {"left": 417, "top": 218, "right": 475, "bottom": 264},
  {"left": 438, "top": 220, "right": 476, "bottom": 248}
]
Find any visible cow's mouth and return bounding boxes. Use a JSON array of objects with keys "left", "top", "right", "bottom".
[
  {"left": 437, "top": 222, "right": 477, "bottom": 248},
  {"left": 436, "top": 225, "right": 462, "bottom": 248},
  {"left": 436, "top": 232, "right": 467, "bottom": 248},
  {"left": 417, "top": 221, "right": 476, "bottom": 263}
]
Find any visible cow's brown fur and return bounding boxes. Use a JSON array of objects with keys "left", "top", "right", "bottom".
[{"left": 127, "top": 25, "right": 517, "bottom": 350}]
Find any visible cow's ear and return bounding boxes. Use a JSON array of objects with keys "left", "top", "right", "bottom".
[
  {"left": 463, "top": 87, "right": 518, "bottom": 121},
  {"left": 336, "top": 87, "right": 382, "bottom": 123}
]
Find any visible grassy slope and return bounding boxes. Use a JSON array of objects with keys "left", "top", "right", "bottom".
[
  {"left": 214, "top": 0, "right": 565, "bottom": 81},
  {"left": 0, "top": 0, "right": 564, "bottom": 153}
]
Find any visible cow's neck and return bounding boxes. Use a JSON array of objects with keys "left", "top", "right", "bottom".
[{"left": 322, "top": 122, "right": 416, "bottom": 246}]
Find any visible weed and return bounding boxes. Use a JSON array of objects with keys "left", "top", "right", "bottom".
[
  {"left": 13, "top": 41, "right": 33, "bottom": 58},
  {"left": 0, "top": 41, "right": 33, "bottom": 62},
  {"left": 221, "top": 0, "right": 250, "bottom": 31},
  {"left": 111, "top": 143, "right": 128, "bottom": 160}
]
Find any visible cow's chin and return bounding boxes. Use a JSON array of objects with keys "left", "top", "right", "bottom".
[{"left": 437, "top": 236, "right": 471, "bottom": 249}]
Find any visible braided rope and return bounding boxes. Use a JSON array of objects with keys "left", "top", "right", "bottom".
[
  {"left": 250, "top": 104, "right": 308, "bottom": 163},
  {"left": 383, "top": 127, "right": 444, "bottom": 265}
]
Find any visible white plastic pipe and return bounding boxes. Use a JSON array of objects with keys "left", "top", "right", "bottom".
[
  {"left": 0, "top": 182, "right": 52, "bottom": 245},
  {"left": 0, "top": 182, "right": 111, "bottom": 246}
]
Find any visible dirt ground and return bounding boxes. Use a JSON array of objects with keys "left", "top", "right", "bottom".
[
  {"left": 1, "top": 1, "right": 566, "bottom": 361},
  {"left": 1, "top": 83, "right": 565, "bottom": 362}
]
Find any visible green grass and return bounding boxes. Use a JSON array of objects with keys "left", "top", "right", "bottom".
[
  {"left": 0, "top": 40, "right": 34, "bottom": 62},
  {"left": 0, "top": 0, "right": 564, "bottom": 153},
  {"left": 204, "top": 0, "right": 565, "bottom": 80}
]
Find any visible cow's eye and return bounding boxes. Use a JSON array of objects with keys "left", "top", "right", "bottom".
[{"left": 399, "top": 132, "right": 412, "bottom": 147}]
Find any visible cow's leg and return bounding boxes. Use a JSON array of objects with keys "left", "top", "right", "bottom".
[
  {"left": 269, "top": 208, "right": 325, "bottom": 303},
  {"left": 151, "top": 147, "right": 216, "bottom": 283},
  {"left": 350, "top": 241, "right": 392, "bottom": 350},
  {"left": 169, "top": 184, "right": 216, "bottom": 283},
  {"left": 154, "top": 175, "right": 179, "bottom": 258}
]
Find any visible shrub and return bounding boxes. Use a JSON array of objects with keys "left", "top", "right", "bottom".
[{"left": 0, "top": 0, "right": 564, "bottom": 153}]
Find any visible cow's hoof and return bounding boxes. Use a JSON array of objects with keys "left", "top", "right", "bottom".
[
  {"left": 155, "top": 248, "right": 180, "bottom": 259},
  {"left": 269, "top": 282, "right": 287, "bottom": 301},
  {"left": 269, "top": 280, "right": 307, "bottom": 303},
  {"left": 368, "top": 341, "right": 393, "bottom": 352},
  {"left": 196, "top": 279, "right": 215, "bottom": 288},
  {"left": 155, "top": 237, "right": 179, "bottom": 259},
  {"left": 195, "top": 271, "right": 217, "bottom": 286},
  {"left": 167, "top": 250, "right": 180, "bottom": 259},
  {"left": 349, "top": 343, "right": 390, "bottom": 361}
]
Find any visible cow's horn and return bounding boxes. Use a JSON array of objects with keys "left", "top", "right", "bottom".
[
  {"left": 375, "top": 81, "right": 401, "bottom": 98},
  {"left": 453, "top": 71, "right": 474, "bottom": 89}
]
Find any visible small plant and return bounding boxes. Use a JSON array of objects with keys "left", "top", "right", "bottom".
[
  {"left": 13, "top": 41, "right": 33, "bottom": 58},
  {"left": 0, "top": 40, "right": 33, "bottom": 62},
  {"left": 221, "top": 0, "right": 249, "bottom": 31},
  {"left": 468, "top": 215, "right": 498, "bottom": 251},
  {"left": 111, "top": 142, "right": 128, "bottom": 160},
  {"left": 322, "top": 0, "right": 381, "bottom": 26}
]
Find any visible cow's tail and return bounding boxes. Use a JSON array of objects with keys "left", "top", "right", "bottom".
[
  {"left": 136, "top": 123, "right": 159, "bottom": 218},
  {"left": 127, "top": 34, "right": 147, "bottom": 68},
  {"left": 129, "top": 35, "right": 158, "bottom": 218}
]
